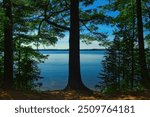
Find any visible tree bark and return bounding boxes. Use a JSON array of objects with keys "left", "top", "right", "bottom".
[
  {"left": 136, "top": 0, "right": 150, "bottom": 88},
  {"left": 3, "top": 0, "right": 13, "bottom": 89},
  {"left": 65, "top": 0, "right": 89, "bottom": 90},
  {"left": 131, "top": 0, "right": 135, "bottom": 88}
]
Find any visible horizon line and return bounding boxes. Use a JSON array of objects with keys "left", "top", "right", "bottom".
[{"left": 35, "top": 48, "right": 106, "bottom": 51}]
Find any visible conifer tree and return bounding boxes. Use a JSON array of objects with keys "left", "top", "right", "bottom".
[
  {"left": 40, "top": 0, "right": 108, "bottom": 90},
  {"left": 3, "top": 0, "right": 13, "bottom": 89},
  {"left": 136, "top": 0, "right": 150, "bottom": 88}
]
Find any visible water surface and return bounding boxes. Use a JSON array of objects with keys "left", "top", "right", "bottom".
[{"left": 38, "top": 50, "right": 105, "bottom": 91}]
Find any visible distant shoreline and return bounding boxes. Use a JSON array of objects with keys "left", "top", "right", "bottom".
[{"left": 36, "top": 49, "right": 106, "bottom": 51}]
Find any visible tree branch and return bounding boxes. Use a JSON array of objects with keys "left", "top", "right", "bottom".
[
  {"left": 43, "top": 1, "right": 70, "bottom": 31},
  {"left": 81, "top": 20, "right": 106, "bottom": 37},
  {"left": 45, "top": 19, "right": 70, "bottom": 31},
  {"left": 38, "top": 19, "right": 45, "bottom": 35}
]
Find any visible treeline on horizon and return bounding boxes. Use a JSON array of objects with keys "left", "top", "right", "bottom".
[
  {"left": 0, "top": 0, "right": 150, "bottom": 93},
  {"left": 35, "top": 49, "right": 106, "bottom": 51}
]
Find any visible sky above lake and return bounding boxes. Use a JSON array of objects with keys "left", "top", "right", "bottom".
[{"left": 34, "top": 0, "right": 117, "bottom": 49}]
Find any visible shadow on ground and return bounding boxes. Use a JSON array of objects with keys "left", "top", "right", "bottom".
[{"left": 0, "top": 89, "right": 150, "bottom": 100}]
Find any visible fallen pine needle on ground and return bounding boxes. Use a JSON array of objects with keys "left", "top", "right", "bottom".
[{"left": 0, "top": 89, "right": 150, "bottom": 100}]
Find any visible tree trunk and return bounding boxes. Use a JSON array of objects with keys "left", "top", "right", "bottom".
[
  {"left": 136, "top": 0, "right": 150, "bottom": 88},
  {"left": 131, "top": 0, "right": 135, "bottom": 88},
  {"left": 65, "top": 0, "right": 89, "bottom": 90},
  {"left": 3, "top": 0, "right": 13, "bottom": 89}
]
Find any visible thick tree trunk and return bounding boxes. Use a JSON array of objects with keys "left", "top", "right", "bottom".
[
  {"left": 65, "top": 0, "right": 89, "bottom": 90},
  {"left": 136, "top": 0, "right": 149, "bottom": 88},
  {"left": 3, "top": 0, "right": 13, "bottom": 89}
]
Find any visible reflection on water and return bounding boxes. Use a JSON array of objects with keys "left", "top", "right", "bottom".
[{"left": 38, "top": 50, "right": 105, "bottom": 91}]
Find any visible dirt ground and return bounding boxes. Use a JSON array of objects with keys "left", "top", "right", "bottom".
[{"left": 0, "top": 89, "right": 150, "bottom": 100}]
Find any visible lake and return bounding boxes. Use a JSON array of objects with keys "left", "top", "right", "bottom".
[{"left": 38, "top": 50, "right": 105, "bottom": 91}]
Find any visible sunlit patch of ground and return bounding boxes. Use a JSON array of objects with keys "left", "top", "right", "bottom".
[{"left": 0, "top": 89, "right": 150, "bottom": 100}]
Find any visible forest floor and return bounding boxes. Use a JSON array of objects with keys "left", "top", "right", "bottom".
[{"left": 0, "top": 89, "right": 150, "bottom": 100}]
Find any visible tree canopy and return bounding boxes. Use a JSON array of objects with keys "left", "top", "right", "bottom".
[{"left": 0, "top": 0, "right": 149, "bottom": 94}]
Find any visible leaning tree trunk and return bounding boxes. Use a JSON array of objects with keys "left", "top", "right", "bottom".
[
  {"left": 3, "top": 0, "right": 13, "bottom": 89},
  {"left": 136, "top": 0, "right": 150, "bottom": 88},
  {"left": 65, "top": 0, "right": 89, "bottom": 90}
]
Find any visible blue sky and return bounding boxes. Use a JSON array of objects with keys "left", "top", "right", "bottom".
[{"left": 36, "top": 0, "right": 115, "bottom": 49}]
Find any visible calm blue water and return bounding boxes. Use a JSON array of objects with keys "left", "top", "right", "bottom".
[{"left": 38, "top": 50, "right": 105, "bottom": 91}]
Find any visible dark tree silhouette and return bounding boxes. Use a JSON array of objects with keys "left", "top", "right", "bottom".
[
  {"left": 136, "top": 0, "right": 150, "bottom": 88},
  {"left": 3, "top": 0, "right": 13, "bottom": 89},
  {"left": 43, "top": 0, "right": 96, "bottom": 91},
  {"left": 65, "top": 0, "right": 89, "bottom": 90}
]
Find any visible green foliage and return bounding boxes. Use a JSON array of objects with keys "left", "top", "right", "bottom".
[
  {"left": 96, "top": 39, "right": 142, "bottom": 93},
  {"left": 14, "top": 46, "right": 46, "bottom": 90},
  {"left": 96, "top": 0, "right": 150, "bottom": 93},
  {"left": 0, "top": 0, "right": 148, "bottom": 91},
  {"left": 0, "top": 0, "right": 60, "bottom": 90}
]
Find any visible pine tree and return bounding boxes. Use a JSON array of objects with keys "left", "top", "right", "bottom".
[
  {"left": 41, "top": 0, "right": 108, "bottom": 91},
  {"left": 3, "top": 0, "right": 13, "bottom": 89},
  {"left": 136, "top": 0, "right": 150, "bottom": 88},
  {"left": 97, "top": 0, "right": 150, "bottom": 92},
  {"left": 0, "top": 0, "right": 58, "bottom": 90}
]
